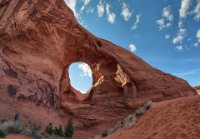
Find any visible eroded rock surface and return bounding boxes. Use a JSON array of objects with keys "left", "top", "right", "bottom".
[{"left": 0, "top": 0, "right": 197, "bottom": 138}]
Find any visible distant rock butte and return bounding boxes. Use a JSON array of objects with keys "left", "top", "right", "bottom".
[{"left": 0, "top": 0, "right": 197, "bottom": 138}]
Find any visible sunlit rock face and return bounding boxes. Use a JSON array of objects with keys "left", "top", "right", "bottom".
[
  {"left": 195, "top": 86, "right": 200, "bottom": 95},
  {"left": 0, "top": 0, "right": 197, "bottom": 138}
]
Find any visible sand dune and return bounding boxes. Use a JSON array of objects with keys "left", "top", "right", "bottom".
[{"left": 106, "top": 95, "right": 200, "bottom": 139}]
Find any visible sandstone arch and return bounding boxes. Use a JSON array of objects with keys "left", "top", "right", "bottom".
[{"left": 0, "top": 0, "right": 196, "bottom": 107}]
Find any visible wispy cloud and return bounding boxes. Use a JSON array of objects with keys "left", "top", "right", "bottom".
[
  {"left": 65, "top": 0, "right": 77, "bottom": 16},
  {"left": 156, "top": 19, "right": 165, "bottom": 30},
  {"left": 64, "top": 0, "right": 86, "bottom": 26},
  {"left": 177, "top": 0, "right": 191, "bottom": 29},
  {"left": 80, "top": 0, "right": 91, "bottom": 12},
  {"left": 173, "top": 69, "right": 199, "bottom": 77},
  {"left": 165, "top": 34, "right": 171, "bottom": 39},
  {"left": 175, "top": 45, "right": 184, "bottom": 51},
  {"left": 97, "top": 0, "right": 105, "bottom": 17},
  {"left": 192, "top": 0, "right": 200, "bottom": 21},
  {"left": 173, "top": 28, "right": 186, "bottom": 44},
  {"left": 121, "top": 3, "right": 132, "bottom": 21},
  {"left": 194, "top": 28, "right": 200, "bottom": 47},
  {"left": 78, "top": 63, "right": 92, "bottom": 77},
  {"left": 147, "top": 57, "right": 200, "bottom": 64},
  {"left": 179, "top": 0, "right": 191, "bottom": 19},
  {"left": 156, "top": 6, "right": 174, "bottom": 30},
  {"left": 131, "top": 14, "right": 141, "bottom": 30},
  {"left": 86, "top": 7, "right": 94, "bottom": 13},
  {"left": 106, "top": 3, "right": 116, "bottom": 24},
  {"left": 129, "top": 44, "right": 137, "bottom": 52},
  {"left": 162, "top": 6, "right": 174, "bottom": 21},
  {"left": 172, "top": 28, "right": 187, "bottom": 51}
]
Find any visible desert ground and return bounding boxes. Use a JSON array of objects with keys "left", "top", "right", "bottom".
[
  {"left": 106, "top": 95, "right": 200, "bottom": 139},
  {"left": 2, "top": 93, "right": 200, "bottom": 139}
]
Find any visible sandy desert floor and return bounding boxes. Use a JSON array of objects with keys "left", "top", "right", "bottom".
[
  {"left": 0, "top": 91, "right": 199, "bottom": 139},
  {"left": 106, "top": 95, "right": 200, "bottom": 139}
]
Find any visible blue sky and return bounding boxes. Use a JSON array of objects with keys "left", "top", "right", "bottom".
[
  {"left": 65, "top": 0, "right": 200, "bottom": 93},
  {"left": 69, "top": 62, "right": 93, "bottom": 93}
]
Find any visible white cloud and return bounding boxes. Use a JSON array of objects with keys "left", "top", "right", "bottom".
[
  {"left": 165, "top": 34, "right": 171, "bottom": 39},
  {"left": 64, "top": 0, "right": 77, "bottom": 16},
  {"left": 179, "top": 0, "right": 191, "bottom": 19},
  {"left": 97, "top": 1, "right": 105, "bottom": 17},
  {"left": 86, "top": 8, "right": 94, "bottom": 13},
  {"left": 82, "top": 0, "right": 90, "bottom": 5},
  {"left": 173, "top": 69, "right": 199, "bottom": 77},
  {"left": 162, "top": 6, "right": 174, "bottom": 21},
  {"left": 129, "top": 44, "right": 137, "bottom": 52},
  {"left": 179, "top": 28, "right": 186, "bottom": 35},
  {"left": 121, "top": 3, "right": 132, "bottom": 21},
  {"left": 166, "top": 22, "right": 172, "bottom": 28},
  {"left": 156, "top": 6, "right": 173, "bottom": 30},
  {"left": 173, "top": 35, "right": 184, "bottom": 44},
  {"left": 177, "top": 0, "right": 191, "bottom": 32},
  {"left": 108, "top": 13, "right": 116, "bottom": 24},
  {"left": 173, "top": 28, "right": 186, "bottom": 44},
  {"left": 156, "top": 19, "right": 165, "bottom": 30},
  {"left": 106, "top": 4, "right": 116, "bottom": 24},
  {"left": 196, "top": 28, "right": 200, "bottom": 42},
  {"left": 175, "top": 45, "right": 184, "bottom": 51},
  {"left": 174, "top": 0, "right": 191, "bottom": 50},
  {"left": 80, "top": 0, "right": 91, "bottom": 12},
  {"left": 131, "top": 14, "right": 141, "bottom": 30},
  {"left": 193, "top": 1, "right": 200, "bottom": 20},
  {"left": 194, "top": 28, "right": 200, "bottom": 47},
  {"left": 78, "top": 63, "right": 92, "bottom": 77}
]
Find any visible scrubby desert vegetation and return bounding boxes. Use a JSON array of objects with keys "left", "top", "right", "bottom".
[
  {"left": 92, "top": 101, "right": 152, "bottom": 139},
  {"left": 0, "top": 115, "right": 74, "bottom": 139},
  {"left": 106, "top": 96, "right": 200, "bottom": 139}
]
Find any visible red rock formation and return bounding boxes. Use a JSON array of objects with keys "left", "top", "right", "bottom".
[
  {"left": 195, "top": 86, "right": 200, "bottom": 90},
  {"left": 106, "top": 95, "right": 200, "bottom": 139},
  {"left": 195, "top": 86, "right": 200, "bottom": 95},
  {"left": 0, "top": 0, "right": 197, "bottom": 138}
]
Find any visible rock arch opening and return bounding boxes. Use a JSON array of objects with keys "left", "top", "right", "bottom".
[{"left": 68, "top": 62, "right": 93, "bottom": 94}]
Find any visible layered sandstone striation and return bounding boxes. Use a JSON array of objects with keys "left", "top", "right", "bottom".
[{"left": 0, "top": 0, "right": 197, "bottom": 138}]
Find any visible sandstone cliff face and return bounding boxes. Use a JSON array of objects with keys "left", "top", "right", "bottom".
[{"left": 0, "top": 0, "right": 197, "bottom": 138}]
